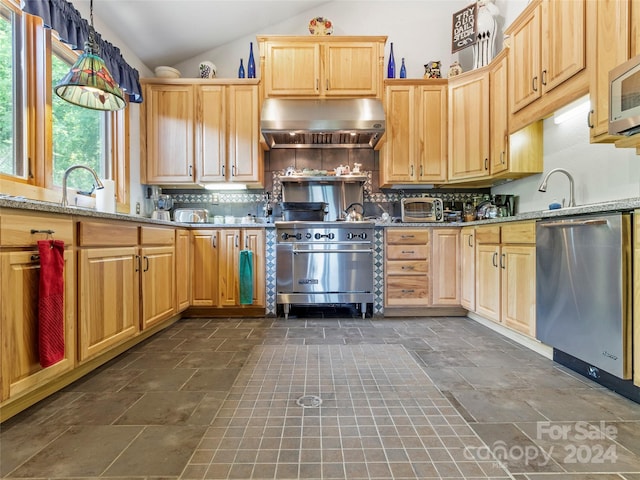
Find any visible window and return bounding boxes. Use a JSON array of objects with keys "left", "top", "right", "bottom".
[
  {"left": 0, "top": 1, "right": 25, "bottom": 178},
  {"left": 51, "top": 42, "right": 109, "bottom": 190}
]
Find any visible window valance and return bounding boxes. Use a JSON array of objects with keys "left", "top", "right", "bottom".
[{"left": 22, "top": 0, "right": 143, "bottom": 103}]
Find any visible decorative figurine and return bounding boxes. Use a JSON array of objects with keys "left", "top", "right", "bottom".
[
  {"left": 423, "top": 60, "right": 442, "bottom": 79},
  {"left": 473, "top": 0, "right": 500, "bottom": 69},
  {"left": 448, "top": 61, "right": 463, "bottom": 77}
]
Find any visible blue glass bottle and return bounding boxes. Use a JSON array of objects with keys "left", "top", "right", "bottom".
[
  {"left": 238, "top": 59, "right": 245, "bottom": 79},
  {"left": 387, "top": 42, "right": 395, "bottom": 78},
  {"left": 248, "top": 42, "right": 256, "bottom": 78},
  {"left": 400, "top": 58, "right": 406, "bottom": 78}
]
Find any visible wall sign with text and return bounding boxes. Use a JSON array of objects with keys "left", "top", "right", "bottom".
[{"left": 452, "top": 3, "right": 477, "bottom": 53}]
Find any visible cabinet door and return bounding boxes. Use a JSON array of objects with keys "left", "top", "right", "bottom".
[
  {"left": 218, "top": 229, "right": 240, "bottom": 306},
  {"left": 264, "top": 42, "right": 320, "bottom": 96},
  {"left": 475, "top": 244, "right": 501, "bottom": 322},
  {"left": 176, "top": 229, "right": 191, "bottom": 312},
  {"left": 1, "top": 250, "right": 75, "bottom": 401},
  {"left": 588, "top": 0, "right": 631, "bottom": 142},
  {"left": 634, "top": 210, "right": 640, "bottom": 387},
  {"left": 242, "top": 229, "right": 265, "bottom": 307},
  {"left": 78, "top": 247, "right": 139, "bottom": 362},
  {"left": 228, "top": 84, "right": 263, "bottom": 185},
  {"left": 460, "top": 228, "right": 475, "bottom": 311},
  {"left": 323, "top": 42, "right": 380, "bottom": 97},
  {"left": 197, "top": 85, "right": 226, "bottom": 182},
  {"left": 418, "top": 85, "right": 448, "bottom": 183},
  {"left": 141, "top": 246, "right": 176, "bottom": 329},
  {"left": 144, "top": 84, "right": 194, "bottom": 183},
  {"left": 191, "top": 230, "right": 218, "bottom": 306},
  {"left": 448, "top": 72, "right": 490, "bottom": 180},
  {"left": 509, "top": 4, "right": 541, "bottom": 113},
  {"left": 490, "top": 53, "right": 509, "bottom": 176},
  {"left": 431, "top": 228, "right": 460, "bottom": 306},
  {"left": 501, "top": 245, "right": 536, "bottom": 337},
  {"left": 541, "top": 0, "right": 586, "bottom": 94},
  {"left": 381, "top": 85, "right": 414, "bottom": 184}
]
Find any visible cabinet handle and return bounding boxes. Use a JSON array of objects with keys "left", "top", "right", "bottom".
[
  {"left": 30, "top": 229, "right": 55, "bottom": 235},
  {"left": 541, "top": 69, "right": 547, "bottom": 86},
  {"left": 492, "top": 252, "right": 498, "bottom": 267},
  {"left": 419, "top": 165, "right": 423, "bottom": 177},
  {"left": 484, "top": 158, "right": 489, "bottom": 170},
  {"left": 468, "top": 235, "right": 473, "bottom": 247},
  {"left": 135, "top": 255, "right": 140, "bottom": 272},
  {"left": 326, "top": 79, "right": 329, "bottom": 90},
  {"left": 188, "top": 165, "right": 193, "bottom": 176},
  {"left": 143, "top": 256, "right": 150, "bottom": 272},
  {"left": 401, "top": 265, "right": 415, "bottom": 270},
  {"left": 410, "top": 165, "right": 414, "bottom": 177},
  {"left": 316, "top": 78, "right": 319, "bottom": 91},
  {"left": 532, "top": 76, "right": 538, "bottom": 92},
  {"left": 500, "top": 253, "right": 506, "bottom": 269},
  {"left": 401, "top": 250, "right": 415, "bottom": 254},
  {"left": 232, "top": 165, "right": 236, "bottom": 177},
  {"left": 244, "top": 236, "right": 248, "bottom": 249},
  {"left": 400, "top": 235, "right": 415, "bottom": 239},
  {"left": 212, "top": 234, "right": 217, "bottom": 248},
  {"left": 235, "top": 234, "right": 239, "bottom": 248},
  {"left": 222, "top": 164, "right": 225, "bottom": 177},
  {"left": 401, "top": 289, "right": 415, "bottom": 293},
  {"left": 500, "top": 151, "right": 505, "bottom": 165},
  {"left": 587, "top": 110, "right": 594, "bottom": 129}
]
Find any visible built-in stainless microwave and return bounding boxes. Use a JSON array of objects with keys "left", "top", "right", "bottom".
[
  {"left": 609, "top": 53, "right": 640, "bottom": 136},
  {"left": 401, "top": 197, "right": 443, "bottom": 222}
]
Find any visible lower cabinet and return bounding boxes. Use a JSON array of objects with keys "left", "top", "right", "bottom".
[
  {"left": 384, "top": 229, "right": 430, "bottom": 306},
  {"left": 77, "top": 222, "right": 140, "bottom": 362},
  {"left": 431, "top": 228, "right": 461, "bottom": 306},
  {"left": 474, "top": 221, "right": 536, "bottom": 337},
  {"left": 0, "top": 211, "right": 75, "bottom": 402},
  {"left": 175, "top": 228, "right": 191, "bottom": 312},
  {"left": 191, "top": 228, "right": 265, "bottom": 308},
  {"left": 460, "top": 227, "right": 475, "bottom": 311},
  {"left": 634, "top": 210, "right": 639, "bottom": 387},
  {"left": 140, "top": 226, "right": 176, "bottom": 329}
]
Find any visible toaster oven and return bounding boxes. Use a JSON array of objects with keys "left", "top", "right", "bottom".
[{"left": 401, "top": 197, "right": 443, "bottom": 222}]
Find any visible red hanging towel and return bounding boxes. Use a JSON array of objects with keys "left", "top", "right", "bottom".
[{"left": 37, "top": 239, "right": 65, "bottom": 367}]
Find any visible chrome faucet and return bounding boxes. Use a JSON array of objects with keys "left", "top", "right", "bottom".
[
  {"left": 537, "top": 168, "right": 576, "bottom": 208},
  {"left": 61, "top": 165, "right": 104, "bottom": 207}
]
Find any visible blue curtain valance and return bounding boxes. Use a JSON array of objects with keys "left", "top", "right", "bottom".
[{"left": 22, "top": 0, "right": 143, "bottom": 103}]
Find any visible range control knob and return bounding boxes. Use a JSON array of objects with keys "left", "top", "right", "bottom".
[
  {"left": 347, "top": 232, "right": 367, "bottom": 240},
  {"left": 315, "top": 232, "right": 335, "bottom": 240}
]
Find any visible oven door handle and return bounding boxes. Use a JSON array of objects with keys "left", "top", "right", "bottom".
[{"left": 293, "top": 249, "right": 373, "bottom": 254}]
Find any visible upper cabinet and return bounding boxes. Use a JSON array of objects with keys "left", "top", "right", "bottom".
[
  {"left": 506, "top": 0, "right": 588, "bottom": 133},
  {"left": 587, "top": 0, "right": 639, "bottom": 144},
  {"left": 141, "top": 79, "right": 263, "bottom": 188},
  {"left": 257, "top": 36, "right": 386, "bottom": 99},
  {"left": 380, "top": 79, "right": 447, "bottom": 186}
]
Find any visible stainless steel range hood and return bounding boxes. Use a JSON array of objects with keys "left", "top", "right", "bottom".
[{"left": 261, "top": 98, "right": 385, "bottom": 149}]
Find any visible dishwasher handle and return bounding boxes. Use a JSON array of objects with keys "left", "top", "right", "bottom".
[{"left": 540, "top": 219, "right": 608, "bottom": 228}]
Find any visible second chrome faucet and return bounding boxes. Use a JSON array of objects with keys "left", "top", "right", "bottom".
[{"left": 537, "top": 167, "right": 576, "bottom": 208}]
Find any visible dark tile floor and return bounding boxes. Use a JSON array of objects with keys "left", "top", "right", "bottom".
[{"left": 1, "top": 312, "right": 639, "bottom": 479}]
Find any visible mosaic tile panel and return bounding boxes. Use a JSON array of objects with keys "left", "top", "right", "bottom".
[{"left": 265, "top": 228, "right": 277, "bottom": 317}]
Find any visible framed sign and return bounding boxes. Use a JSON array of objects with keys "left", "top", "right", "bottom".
[{"left": 452, "top": 2, "right": 477, "bottom": 53}]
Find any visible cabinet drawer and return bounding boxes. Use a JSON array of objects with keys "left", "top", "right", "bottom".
[
  {"left": 386, "top": 229, "right": 429, "bottom": 245},
  {"left": 1, "top": 211, "right": 74, "bottom": 247},
  {"left": 386, "top": 260, "right": 429, "bottom": 275},
  {"left": 386, "top": 244, "right": 429, "bottom": 260},
  {"left": 475, "top": 225, "right": 501, "bottom": 244},
  {"left": 386, "top": 276, "right": 429, "bottom": 302},
  {"left": 501, "top": 221, "right": 536, "bottom": 244},
  {"left": 141, "top": 226, "right": 175, "bottom": 245},
  {"left": 78, "top": 221, "right": 138, "bottom": 246}
]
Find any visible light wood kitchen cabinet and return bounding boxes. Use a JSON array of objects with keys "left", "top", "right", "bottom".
[
  {"left": 474, "top": 221, "right": 536, "bottom": 337},
  {"left": 380, "top": 80, "right": 447, "bottom": 187},
  {"left": 634, "top": 210, "right": 640, "bottom": 387},
  {"left": 448, "top": 67, "right": 490, "bottom": 181},
  {"left": 190, "top": 228, "right": 265, "bottom": 308},
  {"left": 257, "top": 36, "right": 386, "bottom": 99},
  {"left": 460, "top": 227, "right": 475, "bottom": 311},
  {"left": 175, "top": 228, "right": 191, "bottom": 312},
  {"left": 506, "top": 0, "right": 588, "bottom": 132},
  {"left": 140, "top": 226, "right": 176, "bottom": 329},
  {"left": 489, "top": 51, "right": 509, "bottom": 177},
  {"left": 431, "top": 228, "right": 460, "bottom": 306},
  {"left": 77, "top": 221, "right": 139, "bottom": 362},
  {"left": 0, "top": 211, "right": 75, "bottom": 401},
  {"left": 384, "top": 229, "right": 430, "bottom": 307},
  {"left": 141, "top": 80, "right": 263, "bottom": 188},
  {"left": 587, "top": 0, "right": 636, "bottom": 143}
]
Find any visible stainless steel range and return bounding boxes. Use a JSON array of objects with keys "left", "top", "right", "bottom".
[{"left": 276, "top": 221, "right": 374, "bottom": 318}]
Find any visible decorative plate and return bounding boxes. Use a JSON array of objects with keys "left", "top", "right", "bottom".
[
  {"left": 308, "top": 16, "right": 333, "bottom": 36},
  {"left": 198, "top": 61, "right": 217, "bottom": 79}
]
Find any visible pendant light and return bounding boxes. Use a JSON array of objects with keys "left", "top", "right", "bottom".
[{"left": 55, "top": 0, "right": 126, "bottom": 111}]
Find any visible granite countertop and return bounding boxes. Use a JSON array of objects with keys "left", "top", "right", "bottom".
[{"left": 2, "top": 195, "right": 639, "bottom": 228}]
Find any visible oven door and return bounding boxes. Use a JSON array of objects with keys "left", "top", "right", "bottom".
[{"left": 279, "top": 241, "right": 373, "bottom": 294}]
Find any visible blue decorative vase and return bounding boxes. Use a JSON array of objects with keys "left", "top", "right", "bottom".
[
  {"left": 387, "top": 42, "right": 395, "bottom": 78},
  {"left": 238, "top": 59, "right": 245, "bottom": 79},
  {"left": 248, "top": 42, "right": 256, "bottom": 78},
  {"left": 400, "top": 58, "right": 406, "bottom": 78}
]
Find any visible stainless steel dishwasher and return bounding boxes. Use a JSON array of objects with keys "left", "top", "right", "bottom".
[{"left": 536, "top": 212, "right": 632, "bottom": 380}]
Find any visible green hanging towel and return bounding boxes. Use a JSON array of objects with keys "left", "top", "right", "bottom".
[{"left": 239, "top": 249, "right": 254, "bottom": 305}]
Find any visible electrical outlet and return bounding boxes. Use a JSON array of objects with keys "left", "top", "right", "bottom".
[{"left": 135, "top": 202, "right": 140, "bottom": 214}]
